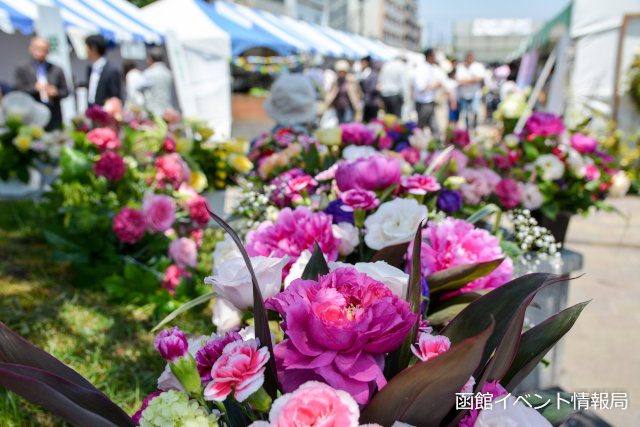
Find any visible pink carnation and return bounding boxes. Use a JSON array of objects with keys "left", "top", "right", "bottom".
[
  {"left": 458, "top": 168, "right": 501, "bottom": 205},
  {"left": 86, "top": 127, "right": 120, "bottom": 150},
  {"left": 407, "top": 218, "right": 513, "bottom": 294},
  {"left": 265, "top": 267, "right": 418, "bottom": 404},
  {"left": 335, "top": 155, "right": 402, "bottom": 192},
  {"left": 112, "top": 207, "right": 146, "bottom": 244},
  {"left": 340, "top": 189, "right": 380, "bottom": 210},
  {"left": 265, "top": 381, "right": 360, "bottom": 427},
  {"left": 378, "top": 134, "right": 393, "bottom": 150},
  {"left": 169, "top": 237, "right": 198, "bottom": 269},
  {"left": 163, "top": 137, "right": 176, "bottom": 152},
  {"left": 189, "top": 195, "right": 210, "bottom": 227},
  {"left": 162, "top": 264, "right": 191, "bottom": 294},
  {"left": 401, "top": 174, "right": 441, "bottom": 195},
  {"left": 411, "top": 333, "right": 451, "bottom": 362},
  {"left": 270, "top": 169, "right": 308, "bottom": 207},
  {"left": 143, "top": 194, "right": 176, "bottom": 232},
  {"left": 195, "top": 332, "right": 243, "bottom": 384},
  {"left": 400, "top": 147, "right": 421, "bottom": 164},
  {"left": 93, "top": 151, "right": 125, "bottom": 181},
  {"left": 203, "top": 339, "right": 270, "bottom": 402},
  {"left": 570, "top": 133, "right": 598, "bottom": 154},
  {"left": 495, "top": 178, "right": 521, "bottom": 209},
  {"left": 287, "top": 175, "right": 317, "bottom": 195},
  {"left": 155, "top": 153, "right": 191, "bottom": 188},
  {"left": 459, "top": 381, "right": 508, "bottom": 427},
  {"left": 245, "top": 206, "right": 340, "bottom": 278},
  {"left": 582, "top": 164, "right": 601, "bottom": 181},
  {"left": 190, "top": 228, "right": 204, "bottom": 248}
]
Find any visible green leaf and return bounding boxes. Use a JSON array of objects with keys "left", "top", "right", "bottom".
[
  {"left": 369, "top": 242, "right": 410, "bottom": 270},
  {"left": 378, "top": 183, "right": 398, "bottom": 204},
  {"left": 300, "top": 242, "right": 329, "bottom": 281},
  {"left": 433, "top": 158, "right": 452, "bottom": 184},
  {"left": 466, "top": 204, "right": 501, "bottom": 225},
  {"left": 426, "top": 292, "right": 483, "bottom": 325},
  {"left": 152, "top": 292, "right": 217, "bottom": 332},
  {"left": 426, "top": 258, "right": 505, "bottom": 296},
  {"left": 540, "top": 202, "right": 559, "bottom": 220},
  {"left": 59, "top": 146, "right": 90, "bottom": 181},
  {"left": 360, "top": 320, "right": 494, "bottom": 427},
  {"left": 42, "top": 228, "right": 84, "bottom": 252},
  {"left": 523, "top": 143, "right": 540, "bottom": 161},
  {"left": 425, "top": 145, "right": 454, "bottom": 176},
  {"left": 524, "top": 391, "right": 577, "bottom": 426},
  {"left": 304, "top": 143, "right": 320, "bottom": 173},
  {"left": 503, "top": 301, "right": 589, "bottom": 391}
]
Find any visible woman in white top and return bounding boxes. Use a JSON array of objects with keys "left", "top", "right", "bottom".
[{"left": 123, "top": 61, "right": 145, "bottom": 110}]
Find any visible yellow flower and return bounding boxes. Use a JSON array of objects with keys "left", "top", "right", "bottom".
[
  {"left": 316, "top": 127, "right": 343, "bottom": 146},
  {"left": 13, "top": 135, "right": 32, "bottom": 152},
  {"left": 444, "top": 176, "right": 466, "bottom": 190},
  {"left": 216, "top": 170, "right": 227, "bottom": 180},
  {"left": 229, "top": 154, "right": 253, "bottom": 173},
  {"left": 383, "top": 114, "right": 398, "bottom": 128},
  {"left": 190, "top": 170, "right": 208, "bottom": 193},
  {"left": 223, "top": 138, "right": 247, "bottom": 154},
  {"left": 30, "top": 126, "right": 44, "bottom": 140},
  {"left": 176, "top": 137, "right": 193, "bottom": 155},
  {"left": 196, "top": 126, "right": 214, "bottom": 140}
]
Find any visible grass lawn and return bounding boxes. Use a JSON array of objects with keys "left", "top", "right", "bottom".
[{"left": 0, "top": 202, "right": 213, "bottom": 426}]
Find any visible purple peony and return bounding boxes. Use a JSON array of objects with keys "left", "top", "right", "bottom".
[
  {"left": 334, "top": 154, "right": 402, "bottom": 192},
  {"left": 525, "top": 112, "right": 565, "bottom": 137},
  {"left": 154, "top": 327, "right": 189, "bottom": 363}
]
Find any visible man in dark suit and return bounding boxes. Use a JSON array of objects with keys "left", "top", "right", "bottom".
[
  {"left": 14, "top": 37, "right": 69, "bottom": 130},
  {"left": 85, "top": 34, "right": 121, "bottom": 106}
]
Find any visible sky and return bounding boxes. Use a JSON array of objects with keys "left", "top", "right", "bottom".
[{"left": 418, "top": 0, "right": 572, "bottom": 45}]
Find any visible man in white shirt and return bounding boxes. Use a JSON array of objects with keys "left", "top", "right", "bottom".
[
  {"left": 85, "top": 35, "right": 121, "bottom": 106},
  {"left": 139, "top": 47, "right": 175, "bottom": 117},
  {"left": 456, "top": 52, "right": 485, "bottom": 130},
  {"left": 413, "top": 48, "right": 443, "bottom": 140},
  {"left": 378, "top": 55, "right": 409, "bottom": 117}
]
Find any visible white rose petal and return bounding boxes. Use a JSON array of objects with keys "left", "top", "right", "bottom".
[
  {"left": 212, "top": 234, "right": 242, "bottom": 274},
  {"left": 211, "top": 297, "right": 242, "bottom": 333},
  {"left": 284, "top": 250, "right": 328, "bottom": 288},
  {"left": 518, "top": 183, "right": 543, "bottom": 210},
  {"left": 329, "top": 261, "right": 409, "bottom": 298},
  {"left": 332, "top": 222, "right": 360, "bottom": 256},
  {"left": 238, "top": 325, "right": 277, "bottom": 344},
  {"left": 342, "top": 145, "right": 379, "bottom": 161},
  {"left": 534, "top": 154, "right": 565, "bottom": 181},
  {"left": 364, "top": 198, "right": 428, "bottom": 250},
  {"left": 609, "top": 171, "right": 631, "bottom": 198},
  {"left": 205, "top": 255, "right": 288, "bottom": 310},
  {"left": 475, "top": 395, "right": 552, "bottom": 427}
]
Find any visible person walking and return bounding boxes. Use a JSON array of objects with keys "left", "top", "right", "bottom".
[
  {"left": 14, "top": 37, "right": 69, "bottom": 130},
  {"left": 378, "top": 55, "right": 409, "bottom": 117},
  {"left": 123, "top": 61, "right": 145, "bottom": 109},
  {"left": 85, "top": 34, "right": 121, "bottom": 106},
  {"left": 413, "top": 48, "right": 443, "bottom": 140},
  {"left": 139, "top": 47, "right": 174, "bottom": 117},
  {"left": 443, "top": 68, "right": 460, "bottom": 127},
  {"left": 456, "top": 52, "right": 485, "bottom": 130},
  {"left": 324, "top": 60, "right": 362, "bottom": 124},
  {"left": 362, "top": 60, "right": 381, "bottom": 122}
]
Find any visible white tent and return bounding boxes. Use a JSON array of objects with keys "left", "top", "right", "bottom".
[{"left": 143, "top": 0, "right": 232, "bottom": 137}]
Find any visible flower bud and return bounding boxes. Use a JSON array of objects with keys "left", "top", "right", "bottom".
[
  {"left": 170, "top": 354, "right": 204, "bottom": 397},
  {"left": 154, "top": 327, "right": 189, "bottom": 363},
  {"left": 444, "top": 176, "right": 465, "bottom": 190},
  {"left": 247, "top": 387, "right": 272, "bottom": 413}
]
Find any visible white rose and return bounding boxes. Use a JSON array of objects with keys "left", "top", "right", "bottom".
[
  {"left": 205, "top": 255, "right": 288, "bottom": 310},
  {"left": 342, "top": 145, "right": 379, "bottom": 161},
  {"left": 367, "top": 121, "right": 384, "bottom": 135},
  {"left": 518, "top": 183, "right": 543, "bottom": 210},
  {"left": 238, "top": 325, "right": 277, "bottom": 344},
  {"left": 211, "top": 233, "right": 242, "bottom": 274},
  {"left": 609, "top": 170, "right": 631, "bottom": 197},
  {"left": 284, "top": 250, "right": 328, "bottom": 288},
  {"left": 564, "top": 148, "right": 585, "bottom": 177},
  {"left": 475, "top": 395, "right": 552, "bottom": 426},
  {"left": 364, "top": 198, "right": 428, "bottom": 250},
  {"left": 158, "top": 335, "right": 208, "bottom": 392},
  {"left": 211, "top": 297, "right": 242, "bottom": 333},
  {"left": 332, "top": 222, "right": 360, "bottom": 256},
  {"left": 409, "top": 129, "right": 429, "bottom": 150},
  {"left": 329, "top": 261, "right": 409, "bottom": 298},
  {"left": 534, "top": 154, "right": 565, "bottom": 181}
]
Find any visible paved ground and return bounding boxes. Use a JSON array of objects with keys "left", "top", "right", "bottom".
[{"left": 560, "top": 196, "right": 640, "bottom": 426}]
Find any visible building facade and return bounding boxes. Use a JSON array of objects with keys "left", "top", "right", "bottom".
[{"left": 361, "top": 0, "right": 421, "bottom": 51}]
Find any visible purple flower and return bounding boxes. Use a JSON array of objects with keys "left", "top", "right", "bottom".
[
  {"left": 195, "top": 331, "right": 243, "bottom": 384},
  {"left": 421, "top": 277, "right": 430, "bottom": 314},
  {"left": 340, "top": 122, "right": 376, "bottom": 146},
  {"left": 154, "top": 327, "right": 189, "bottom": 363},
  {"left": 85, "top": 105, "right": 114, "bottom": 126},
  {"left": 570, "top": 133, "right": 598, "bottom": 154},
  {"left": 394, "top": 141, "right": 410, "bottom": 152},
  {"left": 132, "top": 391, "right": 162, "bottom": 425},
  {"left": 324, "top": 199, "right": 354, "bottom": 224},
  {"left": 340, "top": 189, "right": 380, "bottom": 210},
  {"left": 436, "top": 189, "right": 462, "bottom": 214},
  {"left": 525, "top": 112, "right": 565, "bottom": 137},
  {"left": 495, "top": 179, "right": 521, "bottom": 209},
  {"left": 335, "top": 154, "right": 402, "bottom": 192},
  {"left": 386, "top": 130, "right": 400, "bottom": 141},
  {"left": 406, "top": 122, "right": 418, "bottom": 130}
]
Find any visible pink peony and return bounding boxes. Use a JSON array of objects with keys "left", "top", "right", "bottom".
[
  {"left": 169, "top": 238, "right": 198, "bottom": 269},
  {"left": 495, "top": 178, "right": 521, "bottom": 209},
  {"left": 265, "top": 381, "right": 360, "bottom": 427},
  {"left": 86, "top": 127, "right": 120, "bottom": 150},
  {"left": 458, "top": 168, "right": 501, "bottom": 205},
  {"left": 93, "top": 151, "right": 126, "bottom": 181},
  {"left": 525, "top": 112, "right": 565, "bottom": 138},
  {"left": 570, "top": 133, "right": 598, "bottom": 154},
  {"left": 112, "top": 207, "right": 146, "bottom": 244},
  {"left": 245, "top": 206, "right": 340, "bottom": 278},
  {"left": 340, "top": 189, "right": 380, "bottom": 210},
  {"left": 459, "top": 381, "right": 508, "bottom": 427},
  {"left": 203, "top": 338, "right": 270, "bottom": 402},
  {"left": 265, "top": 267, "right": 418, "bottom": 404},
  {"left": 400, "top": 147, "right": 421, "bottom": 164},
  {"left": 188, "top": 195, "right": 210, "bottom": 227},
  {"left": 132, "top": 391, "right": 162, "bottom": 425},
  {"left": 195, "top": 332, "right": 243, "bottom": 384},
  {"left": 408, "top": 218, "right": 513, "bottom": 294},
  {"left": 155, "top": 153, "right": 191, "bottom": 188},
  {"left": 335, "top": 155, "right": 402, "bottom": 192},
  {"left": 143, "top": 194, "right": 176, "bottom": 232},
  {"left": 582, "top": 164, "right": 601, "bottom": 181},
  {"left": 401, "top": 174, "right": 441, "bottom": 195},
  {"left": 340, "top": 122, "right": 376, "bottom": 146},
  {"left": 162, "top": 264, "right": 190, "bottom": 294},
  {"left": 411, "top": 333, "right": 451, "bottom": 362}
]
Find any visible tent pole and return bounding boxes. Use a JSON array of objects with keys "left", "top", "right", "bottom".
[{"left": 514, "top": 47, "right": 557, "bottom": 134}]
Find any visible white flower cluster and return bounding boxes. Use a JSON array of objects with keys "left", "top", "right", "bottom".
[
  {"left": 508, "top": 209, "right": 562, "bottom": 255},
  {"left": 139, "top": 390, "right": 218, "bottom": 427},
  {"left": 233, "top": 182, "right": 274, "bottom": 217}
]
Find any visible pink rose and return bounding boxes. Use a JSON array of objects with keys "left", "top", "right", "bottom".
[
  {"left": 341, "top": 189, "right": 380, "bottom": 210},
  {"left": 582, "top": 164, "right": 601, "bottom": 181},
  {"left": 93, "top": 151, "right": 126, "bottom": 181},
  {"left": 188, "top": 195, "right": 210, "bottom": 227},
  {"left": 335, "top": 155, "right": 402, "bottom": 192},
  {"left": 163, "top": 137, "right": 176, "bottom": 152},
  {"left": 162, "top": 264, "right": 191, "bottom": 294},
  {"left": 458, "top": 168, "right": 501, "bottom": 205},
  {"left": 155, "top": 153, "right": 191, "bottom": 188},
  {"left": 112, "top": 207, "right": 146, "bottom": 244},
  {"left": 169, "top": 237, "right": 198, "bottom": 269},
  {"left": 86, "top": 127, "right": 120, "bottom": 151},
  {"left": 143, "top": 194, "right": 176, "bottom": 232},
  {"left": 411, "top": 333, "right": 451, "bottom": 362},
  {"left": 162, "top": 108, "right": 182, "bottom": 124},
  {"left": 570, "top": 133, "right": 598, "bottom": 154},
  {"left": 378, "top": 134, "right": 393, "bottom": 149},
  {"left": 495, "top": 178, "right": 521, "bottom": 209},
  {"left": 264, "top": 381, "right": 360, "bottom": 427},
  {"left": 190, "top": 228, "right": 204, "bottom": 248},
  {"left": 401, "top": 174, "right": 441, "bottom": 195},
  {"left": 203, "top": 339, "right": 270, "bottom": 402}
]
